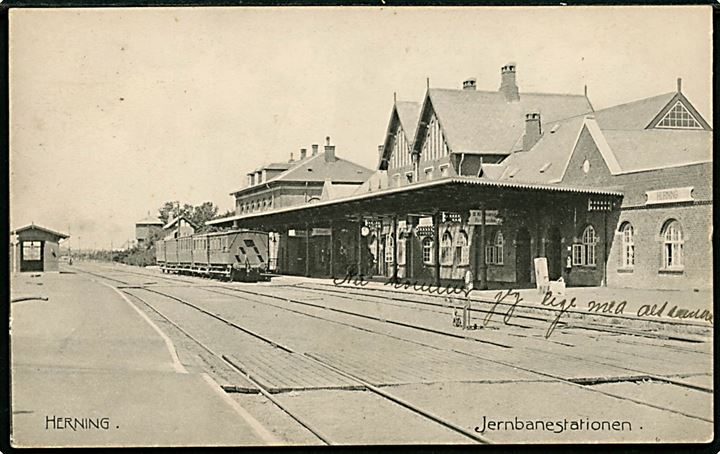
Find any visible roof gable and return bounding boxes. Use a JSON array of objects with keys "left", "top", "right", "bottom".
[
  {"left": 11, "top": 224, "right": 69, "bottom": 240},
  {"left": 380, "top": 101, "right": 421, "bottom": 168},
  {"left": 163, "top": 215, "right": 198, "bottom": 230},
  {"left": 415, "top": 88, "right": 593, "bottom": 156},
  {"left": 648, "top": 94, "right": 711, "bottom": 130},
  {"left": 591, "top": 92, "right": 676, "bottom": 130}
]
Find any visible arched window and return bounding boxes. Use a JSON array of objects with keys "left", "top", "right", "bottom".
[
  {"left": 485, "top": 231, "right": 504, "bottom": 265},
  {"left": 455, "top": 230, "right": 469, "bottom": 265},
  {"left": 662, "top": 220, "right": 683, "bottom": 269},
  {"left": 422, "top": 236, "right": 434, "bottom": 264},
  {"left": 573, "top": 225, "right": 597, "bottom": 266},
  {"left": 441, "top": 231, "right": 453, "bottom": 265},
  {"left": 620, "top": 222, "right": 634, "bottom": 268},
  {"left": 385, "top": 234, "right": 394, "bottom": 263},
  {"left": 583, "top": 225, "right": 597, "bottom": 266}
]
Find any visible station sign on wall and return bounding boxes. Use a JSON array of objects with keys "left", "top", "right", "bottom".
[
  {"left": 468, "top": 210, "right": 501, "bottom": 225},
  {"left": 645, "top": 187, "right": 694, "bottom": 205},
  {"left": 311, "top": 228, "right": 332, "bottom": 236}
]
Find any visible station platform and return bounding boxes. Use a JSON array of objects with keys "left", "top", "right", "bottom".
[{"left": 10, "top": 270, "right": 278, "bottom": 447}]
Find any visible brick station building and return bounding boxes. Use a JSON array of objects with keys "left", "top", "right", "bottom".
[{"left": 209, "top": 64, "right": 712, "bottom": 291}]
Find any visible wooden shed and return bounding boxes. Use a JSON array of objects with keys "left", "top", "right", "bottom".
[{"left": 11, "top": 224, "right": 69, "bottom": 273}]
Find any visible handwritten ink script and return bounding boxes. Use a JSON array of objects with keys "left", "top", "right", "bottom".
[
  {"left": 332, "top": 271, "right": 713, "bottom": 337},
  {"left": 333, "top": 271, "right": 472, "bottom": 297}
]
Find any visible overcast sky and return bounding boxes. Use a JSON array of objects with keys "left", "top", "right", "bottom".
[{"left": 10, "top": 6, "right": 712, "bottom": 249}]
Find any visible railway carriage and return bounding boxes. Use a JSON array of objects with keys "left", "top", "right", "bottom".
[{"left": 156, "top": 229, "right": 270, "bottom": 282}]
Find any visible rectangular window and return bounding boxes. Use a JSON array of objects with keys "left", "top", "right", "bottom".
[
  {"left": 439, "top": 164, "right": 449, "bottom": 177},
  {"left": 585, "top": 243, "right": 596, "bottom": 266},
  {"left": 422, "top": 240, "right": 433, "bottom": 264},
  {"left": 572, "top": 244, "right": 584, "bottom": 266},
  {"left": 22, "top": 241, "right": 42, "bottom": 261},
  {"left": 485, "top": 244, "right": 496, "bottom": 265},
  {"left": 385, "top": 236, "right": 394, "bottom": 263}
]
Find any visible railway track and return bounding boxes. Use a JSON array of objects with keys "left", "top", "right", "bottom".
[
  {"left": 198, "top": 284, "right": 713, "bottom": 395},
  {"left": 75, "top": 263, "right": 711, "bottom": 345},
  {"left": 78, "top": 266, "right": 493, "bottom": 444},
  {"left": 78, "top": 264, "right": 713, "bottom": 427}
]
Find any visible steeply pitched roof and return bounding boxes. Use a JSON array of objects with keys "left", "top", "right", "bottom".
[
  {"left": 422, "top": 89, "right": 593, "bottom": 155},
  {"left": 380, "top": 101, "right": 422, "bottom": 167},
  {"left": 11, "top": 224, "right": 69, "bottom": 239},
  {"left": 395, "top": 101, "right": 422, "bottom": 143},
  {"left": 591, "top": 92, "right": 676, "bottom": 130}
]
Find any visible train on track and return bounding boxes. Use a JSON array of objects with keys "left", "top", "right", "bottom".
[{"left": 156, "top": 229, "right": 271, "bottom": 282}]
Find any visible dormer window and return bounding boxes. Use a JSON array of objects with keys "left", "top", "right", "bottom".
[{"left": 656, "top": 101, "right": 702, "bottom": 129}]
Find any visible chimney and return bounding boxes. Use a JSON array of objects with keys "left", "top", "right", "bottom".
[
  {"left": 324, "top": 136, "right": 336, "bottom": 162},
  {"left": 289, "top": 152, "right": 294, "bottom": 162},
  {"left": 311, "top": 143, "right": 319, "bottom": 156},
  {"left": 300, "top": 148, "right": 307, "bottom": 160},
  {"left": 499, "top": 62, "right": 519, "bottom": 102},
  {"left": 462, "top": 78, "right": 477, "bottom": 90},
  {"left": 523, "top": 112, "right": 542, "bottom": 151},
  {"left": 677, "top": 77, "right": 682, "bottom": 93}
]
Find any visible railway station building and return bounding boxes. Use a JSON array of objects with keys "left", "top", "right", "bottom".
[
  {"left": 225, "top": 139, "right": 373, "bottom": 272},
  {"left": 10, "top": 224, "right": 70, "bottom": 273},
  {"left": 209, "top": 64, "right": 712, "bottom": 291}
]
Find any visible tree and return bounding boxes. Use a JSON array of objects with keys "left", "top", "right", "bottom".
[
  {"left": 190, "top": 201, "right": 219, "bottom": 228},
  {"left": 156, "top": 200, "right": 220, "bottom": 233},
  {"left": 159, "top": 201, "right": 184, "bottom": 225}
]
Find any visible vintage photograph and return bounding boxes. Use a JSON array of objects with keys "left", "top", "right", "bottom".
[{"left": 8, "top": 5, "right": 713, "bottom": 446}]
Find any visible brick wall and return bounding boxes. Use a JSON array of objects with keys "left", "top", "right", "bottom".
[
  {"left": 562, "top": 125, "right": 712, "bottom": 290},
  {"left": 608, "top": 203, "right": 712, "bottom": 289}
]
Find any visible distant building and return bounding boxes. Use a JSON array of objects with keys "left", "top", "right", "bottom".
[
  {"left": 163, "top": 215, "right": 197, "bottom": 240},
  {"left": 135, "top": 214, "right": 163, "bottom": 247},
  {"left": 229, "top": 137, "right": 373, "bottom": 215},
  {"left": 208, "top": 137, "right": 373, "bottom": 273},
  {"left": 10, "top": 224, "right": 69, "bottom": 273}
]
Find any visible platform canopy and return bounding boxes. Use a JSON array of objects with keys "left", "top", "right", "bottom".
[{"left": 208, "top": 176, "right": 624, "bottom": 229}]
